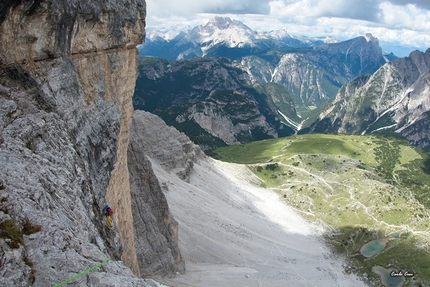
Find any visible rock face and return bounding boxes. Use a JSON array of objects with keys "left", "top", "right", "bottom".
[
  {"left": 312, "top": 49, "right": 430, "bottom": 152},
  {"left": 0, "top": 1, "right": 181, "bottom": 286},
  {"left": 128, "top": 111, "right": 192, "bottom": 277},
  {"left": 130, "top": 111, "right": 202, "bottom": 181},
  {"left": 250, "top": 34, "right": 387, "bottom": 108}
]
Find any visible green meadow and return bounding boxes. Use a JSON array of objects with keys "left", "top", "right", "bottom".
[{"left": 209, "top": 133, "right": 430, "bottom": 286}]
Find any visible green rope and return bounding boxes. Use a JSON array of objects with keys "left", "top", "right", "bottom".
[{"left": 53, "top": 258, "right": 111, "bottom": 287}]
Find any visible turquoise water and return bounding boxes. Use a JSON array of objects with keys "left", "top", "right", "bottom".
[
  {"left": 360, "top": 239, "right": 387, "bottom": 257},
  {"left": 390, "top": 231, "right": 401, "bottom": 238},
  {"left": 372, "top": 266, "right": 405, "bottom": 287}
]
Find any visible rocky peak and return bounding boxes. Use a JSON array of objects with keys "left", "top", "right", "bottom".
[
  {"left": 312, "top": 48, "right": 430, "bottom": 152},
  {"left": 364, "top": 33, "right": 378, "bottom": 43},
  {"left": 207, "top": 16, "right": 234, "bottom": 29},
  {"left": 409, "top": 48, "right": 430, "bottom": 74},
  {"left": 205, "top": 16, "right": 252, "bottom": 32}
]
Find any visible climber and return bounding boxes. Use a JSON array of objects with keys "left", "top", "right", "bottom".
[
  {"left": 105, "top": 204, "right": 114, "bottom": 227},
  {"left": 105, "top": 204, "right": 114, "bottom": 217}
]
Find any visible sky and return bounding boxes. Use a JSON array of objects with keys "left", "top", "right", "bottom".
[{"left": 145, "top": 0, "right": 430, "bottom": 56}]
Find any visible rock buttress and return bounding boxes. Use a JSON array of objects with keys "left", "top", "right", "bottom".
[
  {"left": 0, "top": 0, "right": 170, "bottom": 285},
  {"left": 128, "top": 111, "right": 187, "bottom": 277}
]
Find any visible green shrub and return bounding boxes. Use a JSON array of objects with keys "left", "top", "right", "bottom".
[
  {"left": 0, "top": 219, "right": 23, "bottom": 244},
  {"left": 22, "top": 219, "right": 42, "bottom": 235},
  {"left": 0, "top": 219, "right": 42, "bottom": 248},
  {"left": 265, "top": 163, "right": 279, "bottom": 170}
]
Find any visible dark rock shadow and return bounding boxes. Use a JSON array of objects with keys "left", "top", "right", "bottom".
[{"left": 422, "top": 157, "right": 430, "bottom": 175}]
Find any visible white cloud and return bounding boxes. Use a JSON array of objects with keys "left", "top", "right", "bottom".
[
  {"left": 269, "top": 0, "right": 381, "bottom": 22},
  {"left": 145, "top": 0, "right": 430, "bottom": 54},
  {"left": 146, "top": 0, "right": 271, "bottom": 19},
  {"left": 380, "top": 2, "right": 430, "bottom": 31},
  {"left": 389, "top": 0, "right": 430, "bottom": 10}
]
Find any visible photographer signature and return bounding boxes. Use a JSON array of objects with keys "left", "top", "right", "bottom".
[{"left": 390, "top": 270, "right": 414, "bottom": 277}]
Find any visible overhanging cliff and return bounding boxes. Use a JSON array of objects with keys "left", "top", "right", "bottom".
[{"left": 0, "top": 1, "right": 182, "bottom": 285}]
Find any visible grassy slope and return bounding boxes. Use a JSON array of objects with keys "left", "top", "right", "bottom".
[{"left": 210, "top": 133, "right": 430, "bottom": 286}]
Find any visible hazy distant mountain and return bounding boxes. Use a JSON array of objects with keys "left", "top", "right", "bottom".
[
  {"left": 311, "top": 49, "right": 430, "bottom": 152},
  {"left": 241, "top": 33, "right": 389, "bottom": 118},
  {"left": 133, "top": 57, "right": 298, "bottom": 149},
  {"left": 139, "top": 17, "right": 333, "bottom": 60}
]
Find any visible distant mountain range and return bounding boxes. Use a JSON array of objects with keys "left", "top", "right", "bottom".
[
  {"left": 135, "top": 17, "right": 429, "bottom": 152},
  {"left": 311, "top": 48, "right": 430, "bottom": 152},
  {"left": 133, "top": 57, "right": 297, "bottom": 149},
  {"left": 139, "top": 17, "right": 394, "bottom": 114},
  {"left": 139, "top": 16, "right": 340, "bottom": 61},
  {"left": 243, "top": 33, "right": 389, "bottom": 111}
]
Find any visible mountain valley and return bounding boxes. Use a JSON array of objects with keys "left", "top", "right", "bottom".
[
  {"left": 136, "top": 17, "right": 429, "bottom": 156},
  {"left": 134, "top": 15, "right": 430, "bottom": 286},
  {"left": 210, "top": 133, "right": 430, "bottom": 286},
  {"left": 135, "top": 17, "right": 398, "bottom": 149},
  {"left": 131, "top": 111, "right": 368, "bottom": 287},
  {"left": 133, "top": 56, "right": 297, "bottom": 149}
]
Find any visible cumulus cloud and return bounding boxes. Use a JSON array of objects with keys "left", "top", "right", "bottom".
[
  {"left": 270, "top": 0, "right": 382, "bottom": 22},
  {"left": 380, "top": 2, "right": 430, "bottom": 31},
  {"left": 145, "top": 0, "right": 430, "bottom": 54},
  {"left": 146, "top": 0, "right": 271, "bottom": 18},
  {"left": 203, "top": 0, "right": 272, "bottom": 14},
  {"left": 146, "top": 0, "right": 430, "bottom": 25},
  {"left": 389, "top": 0, "right": 430, "bottom": 10}
]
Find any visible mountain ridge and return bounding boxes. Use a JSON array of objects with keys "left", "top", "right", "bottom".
[
  {"left": 134, "top": 31, "right": 390, "bottom": 147},
  {"left": 133, "top": 56, "right": 297, "bottom": 149},
  {"left": 138, "top": 16, "right": 391, "bottom": 123},
  {"left": 311, "top": 48, "right": 430, "bottom": 152},
  {"left": 139, "top": 16, "right": 339, "bottom": 60}
]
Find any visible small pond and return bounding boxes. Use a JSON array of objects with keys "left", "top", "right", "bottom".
[
  {"left": 390, "top": 231, "right": 402, "bottom": 238},
  {"left": 372, "top": 266, "right": 405, "bottom": 287},
  {"left": 360, "top": 238, "right": 388, "bottom": 258}
]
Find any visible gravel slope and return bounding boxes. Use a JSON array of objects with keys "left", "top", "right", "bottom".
[{"left": 149, "top": 157, "right": 366, "bottom": 287}]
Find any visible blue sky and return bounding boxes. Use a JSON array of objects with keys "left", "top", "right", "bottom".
[{"left": 145, "top": 0, "right": 430, "bottom": 56}]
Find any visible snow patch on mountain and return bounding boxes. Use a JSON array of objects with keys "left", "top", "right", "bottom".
[
  {"left": 278, "top": 110, "right": 301, "bottom": 131},
  {"left": 146, "top": 27, "right": 188, "bottom": 41},
  {"left": 193, "top": 16, "right": 265, "bottom": 54}
]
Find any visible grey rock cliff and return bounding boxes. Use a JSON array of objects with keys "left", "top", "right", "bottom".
[
  {"left": 130, "top": 111, "right": 202, "bottom": 181},
  {"left": 128, "top": 111, "right": 187, "bottom": 277},
  {"left": 0, "top": 0, "right": 181, "bottom": 286}
]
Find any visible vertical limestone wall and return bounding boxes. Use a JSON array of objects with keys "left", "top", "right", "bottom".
[
  {"left": 72, "top": 46, "right": 140, "bottom": 275},
  {"left": 0, "top": 0, "right": 160, "bottom": 284}
]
